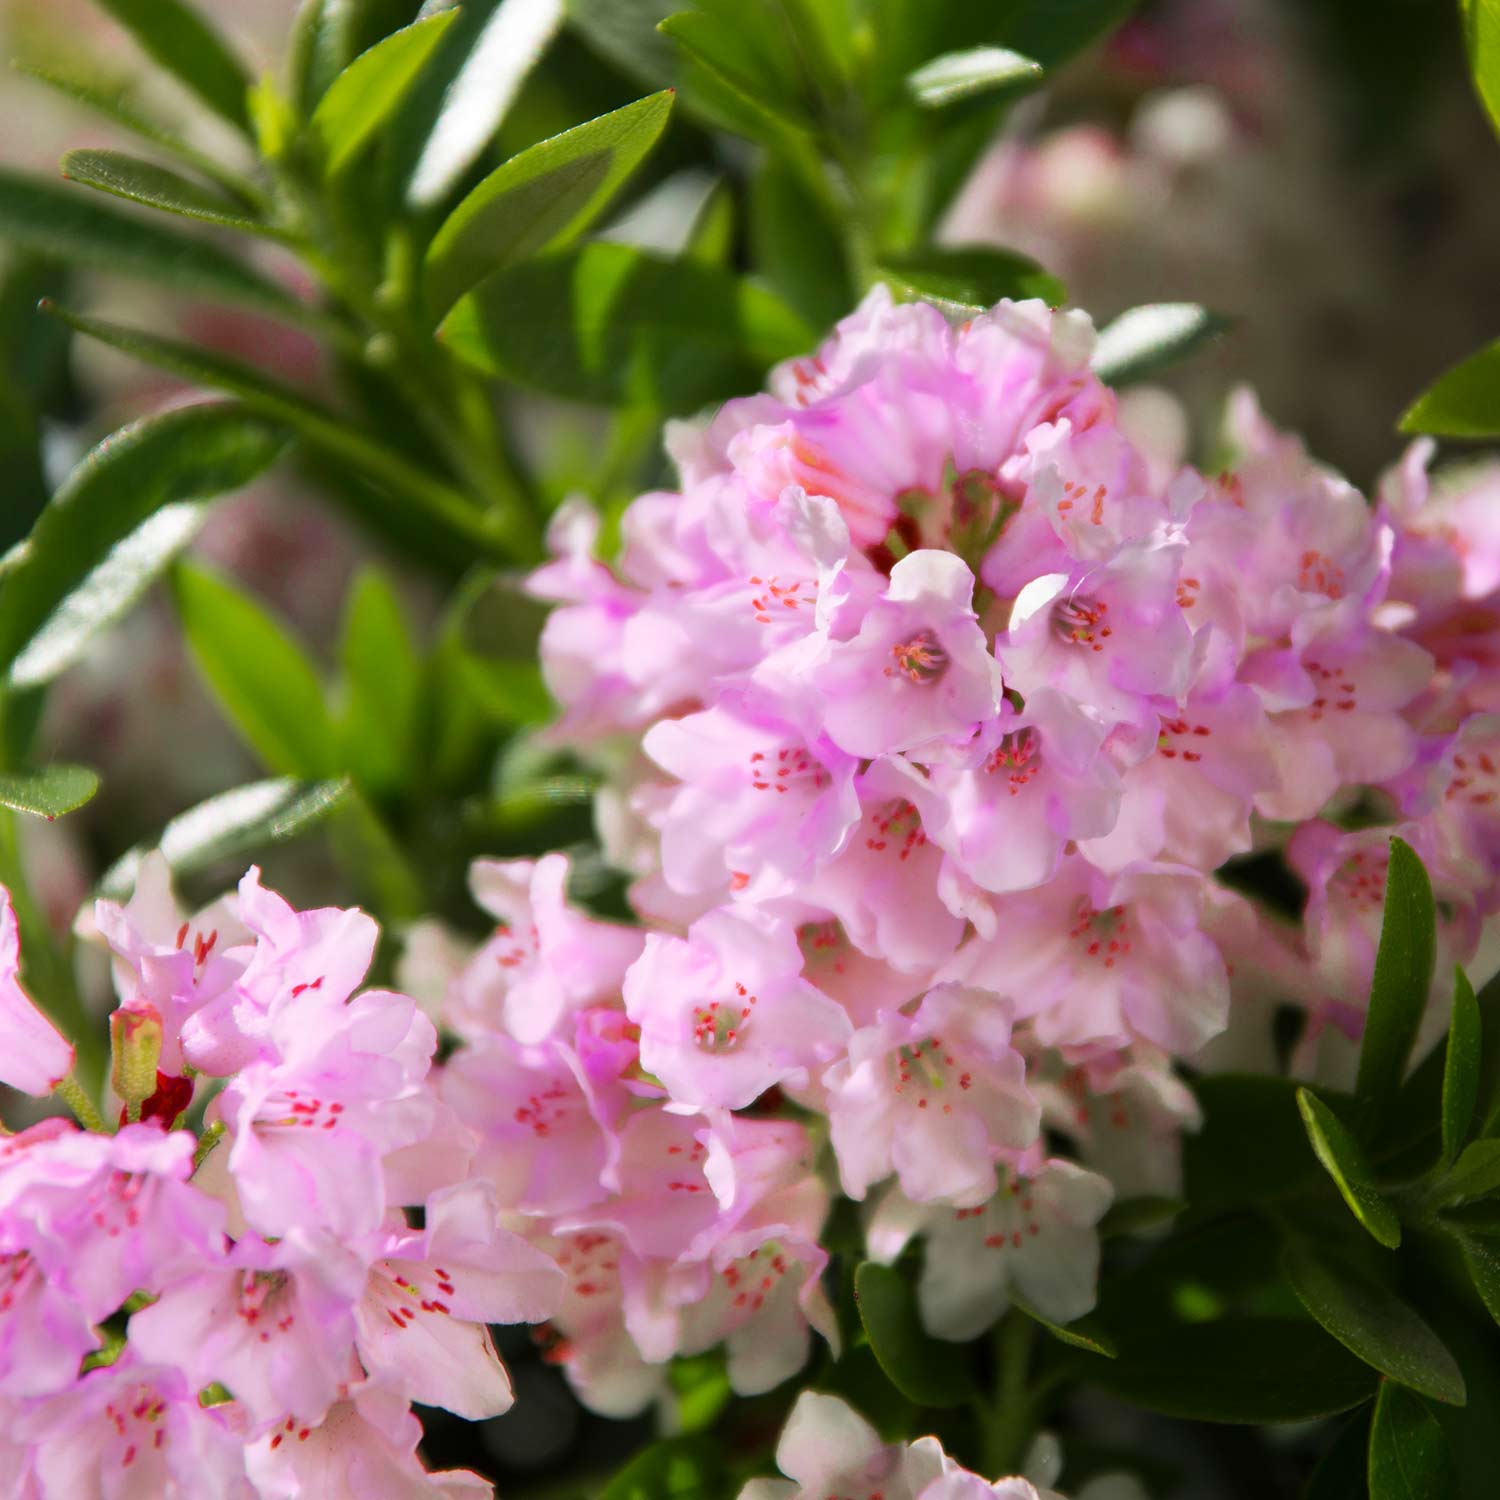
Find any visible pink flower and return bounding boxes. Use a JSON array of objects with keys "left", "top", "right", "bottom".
[
  {"left": 443, "top": 854, "right": 641, "bottom": 1045},
  {"left": 944, "top": 860, "right": 1232, "bottom": 1054},
  {"left": 824, "top": 984, "right": 1038, "bottom": 1207},
  {"left": 868, "top": 1155, "right": 1114, "bottom": 1335},
  {"left": 14, "top": 1354, "right": 252, "bottom": 1500},
  {"left": 352, "top": 1182, "right": 561, "bottom": 1420},
  {"left": 623, "top": 908, "right": 851, "bottom": 1112},
  {"left": 0, "top": 889, "right": 72, "bottom": 1098}
]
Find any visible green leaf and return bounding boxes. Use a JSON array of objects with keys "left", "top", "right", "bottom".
[
  {"left": 0, "top": 404, "right": 287, "bottom": 687},
  {"left": 1091, "top": 303, "right": 1229, "bottom": 386},
  {"left": 310, "top": 11, "right": 461, "bottom": 175},
  {"left": 1462, "top": 0, "right": 1500, "bottom": 140},
  {"left": 1444, "top": 968, "right": 1482, "bottom": 1165},
  {"left": 853, "top": 1261, "right": 975, "bottom": 1407},
  {"left": 1012, "top": 1294, "right": 1116, "bottom": 1357},
  {"left": 328, "top": 787, "right": 425, "bottom": 920},
  {"left": 657, "top": 6, "right": 811, "bottom": 132},
  {"left": 0, "top": 170, "right": 297, "bottom": 317},
  {"left": 60, "top": 149, "right": 270, "bottom": 235},
  {"left": 407, "top": 0, "right": 567, "bottom": 208},
  {"left": 1357, "top": 837, "right": 1438, "bottom": 1109},
  {"left": 907, "top": 45, "right": 1042, "bottom": 107},
  {"left": 600, "top": 1435, "right": 725, "bottom": 1500},
  {"left": 567, "top": 0, "right": 680, "bottom": 88},
  {"left": 1297, "top": 1088, "right": 1402, "bottom": 1248},
  {"left": 439, "top": 242, "right": 811, "bottom": 412},
  {"left": 49, "top": 307, "right": 511, "bottom": 559},
  {"left": 1001, "top": 0, "right": 1138, "bottom": 70},
  {"left": 1098, "top": 1195, "right": 1186, "bottom": 1240},
  {"left": 88, "top": 0, "right": 253, "bottom": 133},
  {"left": 1282, "top": 1240, "right": 1466, "bottom": 1405},
  {"left": 1437, "top": 1139, "right": 1500, "bottom": 1206},
  {"left": 1401, "top": 339, "right": 1500, "bottom": 439},
  {"left": 98, "top": 777, "right": 349, "bottom": 901},
  {"left": 1452, "top": 1229, "right": 1500, "bottom": 1324},
  {"left": 0, "top": 765, "right": 99, "bottom": 820},
  {"left": 1368, "top": 1382, "right": 1457, "bottom": 1500},
  {"left": 1068, "top": 1316, "right": 1377, "bottom": 1424},
  {"left": 749, "top": 152, "right": 854, "bottom": 331},
  {"left": 338, "top": 568, "right": 421, "bottom": 796},
  {"left": 171, "top": 560, "right": 336, "bottom": 778},
  {"left": 879, "top": 246, "right": 1064, "bottom": 312},
  {"left": 424, "top": 91, "right": 675, "bottom": 318},
  {"left": 1305, "top": 1410, "right": 1370, "bottom": 1500}
]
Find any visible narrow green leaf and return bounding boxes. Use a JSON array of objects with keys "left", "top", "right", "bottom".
[
  {"left": 1067, "top": 1316, "right": 1377, "bottom": 1424},
  {"left": 98, "top": 777, "right": 349, "bottom": 901},
  {"left": 853, "top": 1261, "right": 975, "bottom": 1407},
  {"left": 424, "top": 91, "right": 676, "bottom": 318},
  {"left": 1098, "top": 1195, "right": 1185, "bottom": 1240},
  {"left": 907, "top": 45, "right": 1042, "bottom": 107},
  {"left": 1462, "top": 0, "right": 1500, "bottom": 140},
  {"left": 879, "top": 246, "right": 1064, "bottom": 312},
  {"left": 750, "top": 152, "right": 854, "bottom": 331},
  {"left": 338, "top": 568, "right": 421, "bottom": 795},
  {"left": 1437, "top": 1139, "right": 1500, "bottom": 1205},
  {"left": 657, "top": 8, "right": 811, "bottom": 131},
  {"left": 1012, "top": 1293, "right": 1116, "bottom": 1357},
  {"left": 171, "top": 560, "right": 335, "bottom": 778},
  {"left": 1444, "top": 968, "right": 1482, "bottom": 1164},
  {"left": 600, "top": 1434, "right": 725, "bottom": 1500},
  {"left": 440, "top": 242, "right": 811, "bottom": 412},
  {"left": 1297, "top": 1088, "right": 1402, "bottom": 1247},
  {"left": 0, "top": 765, "right": 99, "bottom": 820},
  {"left": 88, "top": 0, "right": 253, "bottom": 132},
  {"left": 49, "top": 307, "right": 512, "bottom": 558},
  {"left": 1091, "top": 303, "right": 1230, "bottom": 386},
  {"left": 1401, "top": 339, "right": 1500, "bottom": 438},
  {"left": 567, "top": 0, "right": 679, "bottom": 89},
  {"left": 1368, "top": 1382, "right": 1457, "bottom": 1500},
  {"left": 1451, "top": 1230, "right": 1500, "bottom": 1324},
  {"left": 0, "top": 404, "right": 287, "bottom": 686},
  {"left": 310, "top": 11, "right": 460, "bottom": 175},
  {"left": 1282, "top": 1241, "right": 1466, "bottom": 1405},
  {"left": 1357, "top": 837, "right": 1438, "bottom": 1108},
  {"left": 60, "top": 149, "right": 271, "bottom": 235},
  {"left": 0, "top": 170, "right": 296, "bottom": 317},
  {"left": 328, "top": 787, "right": 424, "bottom": 920}
]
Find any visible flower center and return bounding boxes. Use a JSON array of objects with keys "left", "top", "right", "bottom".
[
  {"left": 887, "top": 629, "right": 950, "bottom": 683},
  {"left": 1051, "top": 594, "right": 1112, "bottom": 651}
]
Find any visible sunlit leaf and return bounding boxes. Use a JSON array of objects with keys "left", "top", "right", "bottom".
[
  {"left": 1092, "top": 303, "right": 1229, "bottom": 386},
  {"left": 1462, "top": 0, "right": 1500, "bottom": 140},
  {"left": 1402, "top": 339, "right": 1500, "bottom": 439},
  {"left": 60, "top": 149, "right": 270, "bottom": 235},
  {"left": 907, "top": 45, "right": 1041, "bottom": 107},
  {"left": 879, "top": 245, "right": 1063, "bottom": 311},
  {"left": 0, "top": 764, "right": 99, "bottom": 820},
  {"left": 1297, "top": 1088, "right": 1402, "bottom": 1248}
]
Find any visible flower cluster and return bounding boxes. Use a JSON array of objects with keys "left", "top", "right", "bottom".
[
  {"left": 0, "top": 857, "right": 562, "bottom": 1499},
  {"left": 513, "top": 285, "right": 1500, "bottom": 1368}
]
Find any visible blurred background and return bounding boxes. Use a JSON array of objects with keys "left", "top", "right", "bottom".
[{"left": 0, "top": 0, "right": 1492, "bottom": 1491}]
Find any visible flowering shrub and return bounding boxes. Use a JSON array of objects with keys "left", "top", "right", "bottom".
[{"left": 1, "top": 1, "right": 1500, "bottom": 1498}]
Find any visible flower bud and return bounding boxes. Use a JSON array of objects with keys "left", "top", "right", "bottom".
[{"left": 110, "top": 1005, "right": 163, "bottom": 1116}]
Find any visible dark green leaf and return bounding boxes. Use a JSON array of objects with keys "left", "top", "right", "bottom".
[
  {"left": 1452, "top": 1230, "right": 1500, "bottom": 1324},
  {"left": 98, "top": 778, "right": 349, "bottom": 901},
  {"left": 1304, "top": 1409, "right": 1369, "bottom": 1500},
  {"left": 1445, "top": 968, "right": 1482, "bottom": 1164},
  {"left": 1462, "top": 0, "right": 1500, "bottom": 140},
  {"left": 0, "top": 765, "right": 99, "bottom": 820},
  {"left": 0, "top": 404, "right": 287, "bottom": 687},
  {"left": 1098, "top": 1195, "right": 1185, "bottom": 1240},
  {"left": 1013, "top": 1293, "right": 1116, "bottom": 1357},
  {"left": 1437, "top": 1139, "right": 1500, "bottom": 1205},
  {"left": 1001, "top": 0, "right": 1137, "bottom": 70},
  {"left": 172, "top": 560, "right": 336, "bottom": 778},
  {"left": 328, "top": 787, "right": 425, "bottom": 919},
  {"left": 567, "top": 0, "right": 679, "bottom": 87},
  {"left": 1091, "top": 303, "right": 1230, "bottom": 386},
  {"left": 1368, "top": 1382, "right": 1457, "bottom": 1500},
  {"left": 0, "top": 171, "right": 297, "bottom": 317},
  {"left": 1070, "top": 1316, "right": 1377, "bottom": 1423},
  {"left": 459, "top": 655, "right": 555, "bottom": 727},
  {"left": 60, "top": 149, "right": 270, "bottom": 235},
  {"left": 89, "top": 0, "right": 253, "bottom": 132},
  {"left": 1357, "top": 836, "right": 1437, "bottom": 1109},
  {"left": 879, "top": 245, "right": 1063, "bottom": 311},
  {"left": 310, "top": 11, "right": 461, "bottom": 175},
  {"left": 853, "top": 1261, "right": 975, "bottom": 1407},
  {"left": 424, "top": 91, "right": 675, "bottom": 318},
  {"left": 1402, "top": 340, "right": 1500, "bottom": 439},
  {"left": 600, "top": 1435, "right": 725, "bottom": 1500},
  {"left": 657, "top": 6, "right": 811, "bottom": 132},
  {"left": 439, "top": 242, "right": 811, "bottom": 412},
  {"left": 1297, "top": 1088, "right": 1402, "bottom": 1248},
  {"left": 338, "top": 568, "right": 421, "bottom": 795},
  {"left": 749, "top": 152, "right": 854, "bottom": 331},
  {"left": 406, "top": 0, "right": 568, "bottom": 208},
  {"left": 907, "top": 45, "right": 1042, "bottom": 107},
  {"left": 1282, "top": 1240, "right": 1466, "bottom": 1405}
]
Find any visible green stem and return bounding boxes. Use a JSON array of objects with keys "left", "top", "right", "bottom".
[
  {"left": 985, "top": 1312, "right": 1037, "bottom": 1478},
  {"left": 192, "top": 1120, "right": 225, "bottom": 1173},
  {"left": 56, "top": 1073, "right": 106, "bottom": 1132}
]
